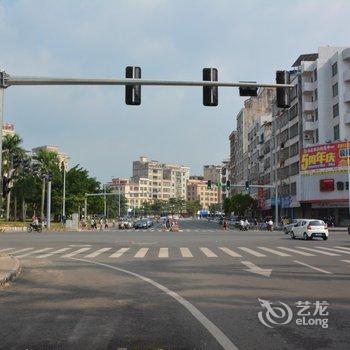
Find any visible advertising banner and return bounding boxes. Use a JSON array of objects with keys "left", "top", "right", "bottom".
[{"left": 300, "top": 142, "right": 350, "bottom": 175}]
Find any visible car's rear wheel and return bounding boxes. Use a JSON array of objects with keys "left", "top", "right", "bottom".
[
  {"left": 290, "top": 232, "right": 295, "bottom": 239},
  {"left": 284, "top": 228, "right": 288, "bottom": 234},
  {"left": 323, "top": 236, "right": 328, "bottom": 240},
  {"left": 303, "top": 232, "right": 310, "bottom": 240}
]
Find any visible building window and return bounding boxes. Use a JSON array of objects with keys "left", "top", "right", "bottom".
[
  {"left": 290, "top": 142, "right": 299, "bottom": 157},
  {"left": 333, "top": 103, "right": 339, "bottom": 118},
  {"left": 334, "top": 124, "right": 340, "bottom": 140},
  {"left": 332, "top": 83, "right": 338, "bottom": 97},
  {"left": 290, "top": 182, "right": 297, "bottom": 196},
  {"left": 289, "top": 122, "right": 299, "bottom": 139},
  {"left": 314, "top": 88, "right": 318, "bottom": 101},
  {"left": 337, "top": 181, "right": 344, "bottom": 191},
  {"left": 313, "top": 68, "right": 317, "bottom": 81},
  {"left": 289, "top": 103, "right": 298, "bottom": 120},
  {"left": 315, "top": 108, "right": 318, "bottom": 121},
  {"left": 315, "top": 129, "right": 319, "bottom": 143},
  {"left": 331, "top": 62, "right": 338, "bottom": 76},
  {"left": 290, "top": 161, "right": 299, "bottom": 176}
]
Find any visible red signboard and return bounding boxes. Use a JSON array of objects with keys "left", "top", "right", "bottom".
[{"left": 300, "top": 142, "right": 350, "bottom": 175}]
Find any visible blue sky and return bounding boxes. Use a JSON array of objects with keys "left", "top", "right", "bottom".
[{"left": 1, "top": 0, "right": 350, "bottom": 182}]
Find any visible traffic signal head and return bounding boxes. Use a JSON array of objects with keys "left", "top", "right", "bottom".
[
  {"left": 245, "top": 181, "right": 250, "bottom": 192},
  {"left": 207, "top": 180, "right": 212, "bottom": 189},
  {"left": 276, "top": 70, "right": 291, "bottom": 108},
  {"left": 125, "top": 66, "right": 141, "bottom": 105},
  {"left": 203, "top": 68, "right": 218, "bottom": 106},
  {"left": 239, "top": 82, "right": 258, "bottom": 97},
  {"left": 226, "top": 180, "right": 231, "bottom": 190}
]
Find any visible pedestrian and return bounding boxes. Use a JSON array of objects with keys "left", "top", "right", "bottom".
[
  {"left": 244, "top": 218, "right": 249, "bottom": 230},
  {"left": 100, "top": 218, "right": 104, "bottom": 230},
  {"left": 223, "top": 218, "right": 228, "bottom": 230},
  {"left": 105, "top": 218, "right": 109, "bottom": 229},
  {"left": 268, "top": 218, "right": 273, "bottom": 231},
  {"left": 239, "top": 218, "right": 245, "bottom": 231}
]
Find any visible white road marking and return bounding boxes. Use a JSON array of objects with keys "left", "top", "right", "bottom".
[
  {"left": 277, "top": 247, "right": 315, "bottom": 256},
  {"left": 158, "top": 248, "right": 169, "bottom": 258},
  {"left": 241, "top": 261, "right": 272, "bottom": 277},
  {"left": 62, "top": 247, "right": 91, "bottom": 258},
  {"left": 315, "top": 246, "right": 350, "bottom": 255},
  {"left": 134, "top": 248, "right": 149, "bottom": 258},
  {"left": 84, "top": 247, "right": 112, "bottom": 258},
  {"left": 109, "top": 247, "right": 129, "bottom": 258},
  {"left": 200, "top": 247, "right": 218, "bottom": 258},
  {"left": 219, "top": 247, "right": 242, "bottom": 257},
  {"left": 37, "top": 247, "right": 72, "bottom": 258},
  {"left": 10, "top": 247, "right": 34, "bottom": 255},
  {"left": 16, "top": 247, "right": 52, "bottom": 258},
  {"left": 334, "top": 246, "right": 350, "bottom": 252},
  {"left": 341, "top": 260, "right": 350, "bottom": 264},
  {"left": 296, "top": 247, "right": 340, "bottom": 256},
  {"left": 257, "top": 247, "right": 291, "bottom": 257},
  {"left": 0, "top": 248, "right": 14, "bottom": 253},
  {"left": 71, "top": 258, "right": 239, "bottom": 350},
  {"left": 293, "top": 260, "right": 332, "bottom": 274},
  {"left": 180, "top": 247, "right": 193, "bottom": 258},
  {"left": 238, "top": 247, "right": 266, "bottom": 257}
]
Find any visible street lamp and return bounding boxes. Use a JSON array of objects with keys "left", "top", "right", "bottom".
[{"left": 61, "top": 161, "right": 66, "bottom": 224}]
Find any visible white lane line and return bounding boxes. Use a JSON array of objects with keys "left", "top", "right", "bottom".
[
  {"left": 180, "top": 247, "right": 193, "bottom": 258},
  {"left": 16, "top": 247, "right": 52, "bottom": 258},
  {"left": 257, "top": 247, "right": 291, "bottom": 257},
  {"left": 341, "top": 260, "right": 350, "bottom": 264},
  {"left": 293, "top": 260, "right": 332, "bottom": 274},
  {"left": 10, "top": 247, "right": 34, "bottom": 255},
  {"left": 37, "top": 247, "right": 71, "bottom": 258},
  {"left": 0, "top": 248, "right": 14, "bottom": 253},
  {"left": 62, "top": 247, "right": 91, "bottom": 258},
  {"left": 71, "top": 258, "right": 239, "bottom": 350},
  {"left": 238, "top": 247, "right": 266, "bottom": 257},
  {"left": 84, "top": 247, "right": 112, "bottom": 258},
  {"left": 315, "top": 246, "right": 350, "bottom": 255},
  {"left": 200, "top": 247, "right": 218, "bottom": 258},
  {"left": 277, "top": 247, "right": 315, "bottom": 256},
  {"left": 158, "top": 248, "right": 169, "bottom": 258},
  {"left": 134, "top": 248, "right": 149, "bottom": 258},
  {"left": 219, "top": 247, "right": 242, "bottom": 257},
  {"left": 109, "top": 247, "right": 129, "bottom": 258},
  {"left": 334, "top": 246, "right": 350, "bottom": 252},
  {"left": 296, "top": 247, "right": 340, "bottom": 256}
]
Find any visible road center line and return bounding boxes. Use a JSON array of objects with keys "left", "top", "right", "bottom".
[
  {"left": 70, "top": 258, "right": 238, "bottom": 350},
  {"left": 293, "top": 260, "right": 332, "bottom": 274}
]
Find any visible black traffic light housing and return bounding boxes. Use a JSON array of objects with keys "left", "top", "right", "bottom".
[
  {"left": 276, "top": 70, "right": 291, "bottom": 108},
  {"left": 245, "top": 181, "right": 250, "bottom": 193},
  {"left": 207, "top": 180, "right": 212, "bottom": 189},
  {"left": 125, "top": 66, "right": 141, "bottom": 105},
  {"left": 203, "top": 68, "right": 218, "bottom": 106},
  {"left": 226, "top": 180, "right": 231, "bottom": 190},
  {"left": 239, "top": 82, "right": 258, "bottom": 97}
]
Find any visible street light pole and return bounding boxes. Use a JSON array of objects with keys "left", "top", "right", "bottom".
[
  {"left": 103, "top": 185, "right": 107, "bottom": 218},
  {"left": 0, "top": 83, "right": 4, "bottom": 203},
  {"left": 47, "top": 179, "right": 51, "bottom": 229},
  {"left": 62, "top": 162, "right": 66, "bottom": 222}
]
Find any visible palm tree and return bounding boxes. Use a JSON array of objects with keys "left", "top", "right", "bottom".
[
  {"left": 2, "top": 134, "right": 25, "bottom": 220},
  {"left": 33, "top": 150, "right": 59, "bottom": 221}
]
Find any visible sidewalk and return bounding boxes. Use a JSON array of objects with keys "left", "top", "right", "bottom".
[{"left": 0, "top": 253, "right": 21, "bottom": 286}]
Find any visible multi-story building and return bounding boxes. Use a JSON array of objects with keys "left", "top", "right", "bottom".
[
  {"left": 221, "top": 159, "right": 230, "bottom": 201},
  {"left": 187, "top": 179, "right": 220, "bottom": 210},
  {"left": 3, "top": 123, "right": 15, "bottom": 137},
  {"left": 203, "top": 165, "right": 222, "bottom": 184},
  {"left": 230, "top": 46, "right": 350, "bottom": 225},
  {"left": 32, "top": 145, "right": 70, "bottom": 168}
]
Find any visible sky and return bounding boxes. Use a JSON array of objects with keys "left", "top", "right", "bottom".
[{"left": 1, "top": 0, "right": 350, "bottom": 183}]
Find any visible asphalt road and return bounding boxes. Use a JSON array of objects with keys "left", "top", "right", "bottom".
[{"left": 0, "top": 219, "right": 350, "bottom": 350}]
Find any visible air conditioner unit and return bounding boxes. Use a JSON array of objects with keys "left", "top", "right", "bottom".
[{"left": 304, "top": 134, "right": 311, "bottom": 140}]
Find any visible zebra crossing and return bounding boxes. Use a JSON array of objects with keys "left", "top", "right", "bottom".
[
  {"left": 114, "top": 228, "right": 227, "bottom": 233},
  {"left": 2, "top": 245, "right": 350, "bottom": 261}
]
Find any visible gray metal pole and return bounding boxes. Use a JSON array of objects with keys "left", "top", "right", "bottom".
[
  {"left": 84, "top": 195, "right": 87, "bottom": 221},
  {"left": 103, "top": 185, "right": 107, "bottom": 218},
  {"left": 47, "top": 180, "right": 51, "bottom": 229},
  {"left": 62, "top": 163, "right": 66, "bottom": 220},
  {"left": 275, "top": 185, "right": 278, "bottom": 229},
  {"left": 118, "top": 186, "right": 121, "bottom": 217}
]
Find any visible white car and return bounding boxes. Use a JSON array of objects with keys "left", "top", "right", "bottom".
[{"left": 290, "top": 219, "right": 329, "bottom": 240}]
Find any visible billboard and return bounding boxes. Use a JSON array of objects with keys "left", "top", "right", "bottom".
[{"left": 300, "top": 142, "right": 350, "bottom": 175}]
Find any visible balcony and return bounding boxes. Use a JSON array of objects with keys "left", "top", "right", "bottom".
[
  {"left": 344, "top": 112, "right": 350, "bottom": 124},
  {"left": 303, "top": 101, "right": 314, "bottom": 113},
  {"left": 344, "top": 91, "right": 350, "bottom": 103},
  {"left": 342, "top": 48, "right": 350, "bottom": 61},
  {"left": 302, "top": 82, "right": 314, "bottom": 93},
  {"left": 304, "top": 121, "right": 315, "bottom": 131},
  {"left": 344, "top": 69, "right": 350, "bottom": 82},
  {"left": 301, "top": 63, "right": 314, "bottom": 75}
]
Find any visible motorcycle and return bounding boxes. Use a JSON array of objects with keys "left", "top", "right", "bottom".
[{"left": 27, "top": 223, "right": 42, "bottom": 233}]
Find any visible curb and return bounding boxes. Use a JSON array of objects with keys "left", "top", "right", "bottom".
[{"left": 0, "top": 254, "right": 21, "bottom": 287}]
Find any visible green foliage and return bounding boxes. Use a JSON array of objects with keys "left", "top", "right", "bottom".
[
  {"left": 186, "top": 200, "right": 201, "bottom": 216},
  {"left": 224, "top": 193, "right": 258, "bottom": 217}
]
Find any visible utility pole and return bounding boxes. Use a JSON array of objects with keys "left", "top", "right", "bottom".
[
  {"left": 47, "top": 179, "right": 51, "bottom": 229},
  {"left": 0, "top": 76, "right": 4, "bottom": 212},
  {"left": 103, "top": 184, "right": 107, "bottom": 218},
  {"left": 118, "top": 186, "right": 121, "bottom": 218},
  {"left": 62, "top": 162, "right": 66, "bottom": 222},
  {"left": 84, "top": 194, "right": 87, "bottom": 222}
]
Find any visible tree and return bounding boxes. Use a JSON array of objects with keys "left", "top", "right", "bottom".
[
  {"left": 167, "top": 198, "right": 186, "bottom": 215},
  {"left": 186, "top": 200, "right": 201, "bottom": 216},
  {"left": 151, "top": 199, "right": 166, "bottom": 216},
  {"left": 208, "top": 203, "right": 221, "bottom": 214},
  {"left": 230, "top": 193, "right": 258, "bottom": 217},
  {"left": 140, "top": 201, "right": 152, "bottom": 216}
]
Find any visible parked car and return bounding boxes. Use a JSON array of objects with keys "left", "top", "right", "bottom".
[
  {"left": 146, "top": 218, "right": 153, "bottom": 228},
  {"left": 283, "top": 219, "right": 302, "bottom": 234},
  {"left": 290, "top": 219, "right": 329, "bottom": 240},
  {"left": 118, "top": 218, "right": 133, "bottom": 229},
  {"left": 134, "top": 220, "right": 148, "bottom": 229}
]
